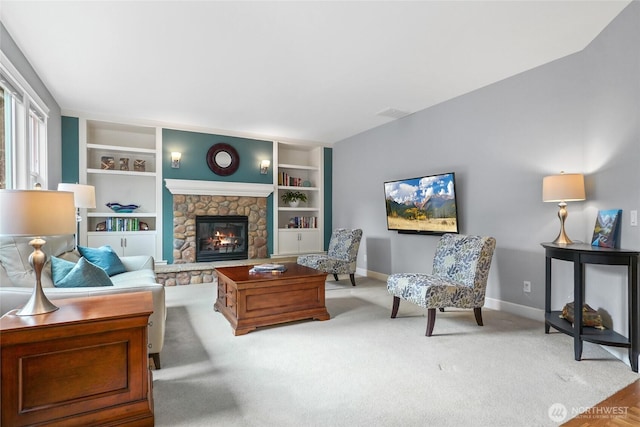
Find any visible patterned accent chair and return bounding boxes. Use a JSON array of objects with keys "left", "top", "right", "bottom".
[
  {"left": 387, "top": 234, "right": 496, "bottom": 336},
  {"left": 297, "top": 228, "right": 363, "bottom": 286}
]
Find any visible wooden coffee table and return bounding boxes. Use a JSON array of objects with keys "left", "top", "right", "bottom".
[{"left": 214, "top": 263, "right": 330, "bottom": 335}]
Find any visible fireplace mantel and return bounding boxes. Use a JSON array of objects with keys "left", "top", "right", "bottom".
[{"left": 165, "top": 179, "right": 273, "bottom": 197}]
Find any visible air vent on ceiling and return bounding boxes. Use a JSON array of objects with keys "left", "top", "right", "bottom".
[{"left": 376, "top": 108, "right": 411, "bottom": 119}]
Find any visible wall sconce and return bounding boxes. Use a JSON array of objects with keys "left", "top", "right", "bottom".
[
  {"left": 171, "top": 152, "right": 182, "bottom": 169},
  {"left": 260, "top": 159, "right": 270, "bottom": 175}
]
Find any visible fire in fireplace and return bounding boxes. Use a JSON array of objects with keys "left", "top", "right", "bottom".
[{"left": 196, "top": 215, "right": 248, "bottom": 262}]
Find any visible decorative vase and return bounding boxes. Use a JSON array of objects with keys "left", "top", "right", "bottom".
[
  {"left": 288, "top": 200, "right": 300, "bottom": 208},
  {"left": 106, "top": 202, "right": 140, "bottom": 213}
]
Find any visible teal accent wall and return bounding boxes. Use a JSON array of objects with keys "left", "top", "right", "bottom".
[
  {"left": 61, "top": 116, "right": 79, "bottom": 183},
  {"left": 324, "top": 147, "right": 332, "bottom": 250},
  {"left": 162, "top": 129, "right": 274, "bottom": 262}
]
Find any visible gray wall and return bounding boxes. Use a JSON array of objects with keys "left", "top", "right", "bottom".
[
  {"left": 1, "top": 22, "right": 62, "bottom": 189},
  {"left": 333, "top": 1, "right": 639, "bottom": 333}
]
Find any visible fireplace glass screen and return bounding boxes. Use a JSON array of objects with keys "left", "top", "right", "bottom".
[{"left": 196, "top": 215, "right": 248, "bottom": 262}]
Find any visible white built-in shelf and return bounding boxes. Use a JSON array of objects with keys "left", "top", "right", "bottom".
[
  {"left": 278, "top": 186, "right": 319, "bottom": 191},
  {"left": 87, "top": 168, "right": 157, "bottom": 177},
  {"left": 278, "top": 163, "right": 319, "bottom": 171},
  {"left": 273, "top": 142, "right": 324, "bottom": 256},
  {"left": 278, "top": 207, "right": 319, "bottom": 212},
  {"left": 88, "top": 212, "right": 157, "bottom": 218},
  {"left": 87, "top": 143, "right": 156, "bottom": 154},
  {"left": 80, "top": 117, "right": 162, "bottom": 260}
]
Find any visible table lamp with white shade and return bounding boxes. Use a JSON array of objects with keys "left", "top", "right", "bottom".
[
  {"left": 542, "top": 172, "right": 586, "bottom": 245},
  {"left": 0, "top": 190, "right": 76, "bottom": 315},
  {"left": 57, "top": 183, "right": 96, "bottom": 246}
]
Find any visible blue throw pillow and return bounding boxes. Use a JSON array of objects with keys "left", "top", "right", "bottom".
[
  {"left": 77, "top": 245, "right": 126, "bottom": 276},
  {"left": 51, "top": 255, "right": 76, "bottom": 283},
  {"left": 51, "top": 256, "right": 113, "bottom": 288}
]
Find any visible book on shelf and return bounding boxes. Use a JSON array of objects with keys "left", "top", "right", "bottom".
[
  {"left": 249, "top": 263, "right": 287, "bottom": 273},
  {"left": 287, "top": 216, "right": 317, "bottom": 228},
  {"left": 278, "top": 172, "right": 304, "bottom": 187},
  {"left": 106, "top": 217, "right": 141, "bottom": 232}
]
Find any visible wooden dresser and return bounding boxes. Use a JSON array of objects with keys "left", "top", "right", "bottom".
[{"left": 0, "top": 292, "right": 155, "bottom": 426}]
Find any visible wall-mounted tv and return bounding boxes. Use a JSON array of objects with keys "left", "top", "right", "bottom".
[{"left": 384, "top": 172, "right": 459, "bottom": 235}]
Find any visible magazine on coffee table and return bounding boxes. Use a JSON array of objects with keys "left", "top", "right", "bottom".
[{"left": 249, "top": 263, "right": 287, "bottom": 273}]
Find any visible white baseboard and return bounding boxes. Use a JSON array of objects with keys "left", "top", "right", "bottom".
[
  {"left": 483, "top": 297, "right": 544, "bottom": 322},
  {"left": 356, "top": 267, "right": 388, "bottom": 282}
]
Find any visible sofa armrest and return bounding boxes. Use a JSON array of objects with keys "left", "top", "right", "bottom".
[{"left": 120, "top": 255, "right": 155, "bottom": 272}]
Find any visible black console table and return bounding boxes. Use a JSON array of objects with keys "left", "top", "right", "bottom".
[{"left": 542, "top": 242, "right": 639, "bottom": 372}]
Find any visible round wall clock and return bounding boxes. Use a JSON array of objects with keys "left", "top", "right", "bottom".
[{"left": 206, "top": 143, "right": 240, "bottom": 176}]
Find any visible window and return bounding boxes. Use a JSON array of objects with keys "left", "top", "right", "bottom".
[
  {"left": 1, "top": 54, "right": 49, "bottom": 190},
  {"left": 29, "top": 106, "right": 46, "bottom": 187},
  {"left": 0, "top": 87, "right": 4, "bottom": 189}
]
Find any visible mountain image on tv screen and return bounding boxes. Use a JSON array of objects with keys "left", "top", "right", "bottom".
[{"left": 384, "top": 172, "right": 459, "bottom": 234}]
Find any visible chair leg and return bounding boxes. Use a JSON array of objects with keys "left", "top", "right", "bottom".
[
  {"left": 349, "top": 273, "right": 356, "bottom": 286},
  {"left": 474, "top": 307, "right": 483, "bottom": 326},
  {"left": 333, "top": 274, "right": 339, "bottom": 281},
  {"left": 426, "top": 308, "right": 436, "bottom": 337},
  {"left": 391, "top": 296, "right": 400, "bottom": 318}
]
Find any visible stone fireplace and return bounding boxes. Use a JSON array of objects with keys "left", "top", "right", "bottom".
[{"left": 166, "top": 179, "right": 273, "bottom": 265}]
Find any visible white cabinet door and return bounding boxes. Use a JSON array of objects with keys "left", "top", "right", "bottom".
[
  {"left": 277, "top": 231, "right": 300, "bottom": 255},
  {"left": 298, "top": 230, "right": 320, "bottom": 253},
  {"left": 278, "top": 230, "right": 321, "bottom": 254},
  {"left": 88, "top": 234, "right": 125, "bottom": 255},
  {"left": 88, "top": 233, "right": 156, "bottom": 257},
  {"left": 121, "top": 233, "right": 156, "bottom": 257}
]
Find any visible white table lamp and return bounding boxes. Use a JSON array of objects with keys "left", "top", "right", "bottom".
[
  {"left": 57, "top": 183, "right": 96, "bottom": 246},
  {"left": 542, "top": 172, "right": 586, "bottom": 245},
  {"left": 0, "top": 190, "right": 76, "bottom": 315}
]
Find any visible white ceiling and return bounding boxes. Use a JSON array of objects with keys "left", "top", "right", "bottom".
[{"left": 0, "top": 1, "right": 631, "bottom": 144}]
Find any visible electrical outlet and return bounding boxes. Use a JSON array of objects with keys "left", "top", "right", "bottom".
[
  {"left": 631, "top": 210, "right": 638, "bottom": 227},
  {"left": 523, "top": 281, "right": 531, "bottom": 293}
]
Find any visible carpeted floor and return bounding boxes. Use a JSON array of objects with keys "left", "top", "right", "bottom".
[{"left": 152, "top": 277, "right": 638, "bottom": 426}]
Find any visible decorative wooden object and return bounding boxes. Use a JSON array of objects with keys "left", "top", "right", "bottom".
[
  {"left": 134, "top": 159, "right": 146, "bottom": 171},
  {"left": 0, "top": 292, "right": 155, "bottom": 426},
  {"left": 101, "top": 156, "right": 115, "bottom": 170},
  {"left": 215, "top": 262, "right": 329, "bottom": 335}
]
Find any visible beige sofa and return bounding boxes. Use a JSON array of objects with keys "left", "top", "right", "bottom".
[{"left": 0, "top": 235, "right": 166, "bottom": 367}]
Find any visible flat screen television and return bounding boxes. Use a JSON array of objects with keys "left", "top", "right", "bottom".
[{"left": 384, "top": 172, "right": 459, "bottom": 235}]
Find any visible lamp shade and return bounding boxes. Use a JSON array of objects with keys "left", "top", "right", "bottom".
[
  {"left": 57, "top": 183, "right": 96, "bottom": 208},
  {"left": 542, "top": 173, "right": 586, "bottom": 202},
  {"left": 0, "top": 190, "right": 76, "bottom": 236}
]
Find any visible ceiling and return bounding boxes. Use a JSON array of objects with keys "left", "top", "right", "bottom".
[{"left": 0, "top": 1, "right": 631, "bottom": 145}]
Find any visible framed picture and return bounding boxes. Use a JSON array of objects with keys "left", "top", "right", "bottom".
[
  {"left": 592, "top": 209, "right": 622, "bottom": 248},
  {"left": 134, "top": 159, "right": 146, "bottom": 172}
]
